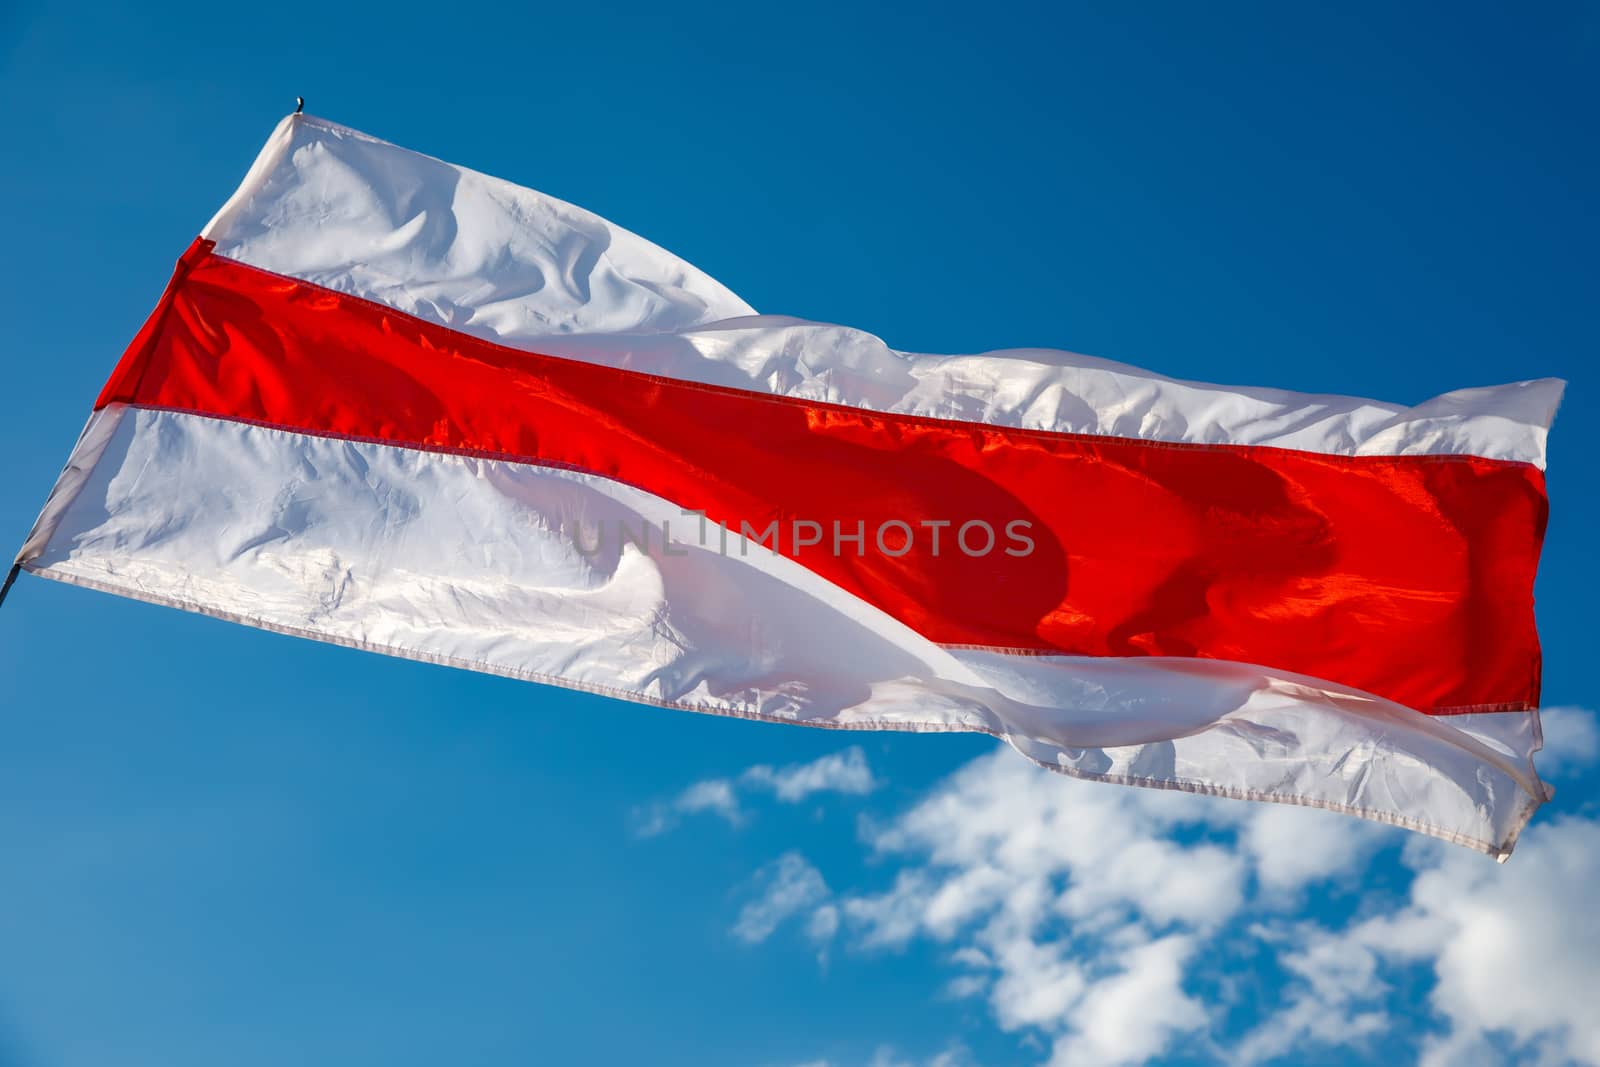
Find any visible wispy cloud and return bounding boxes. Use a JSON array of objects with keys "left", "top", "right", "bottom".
[
  {"left": 744, "top": 746, "right": 878, "bottom": 802},
  {"left": 1231, "top": 922, "right": 1391, "bottom": 1064},
  {"left": 733, "top": 851, "right": 832, "bottom": 945},
  {"left": 632, "top": 775, "right": 744, "bottom": 836},
  {"left": 781, "top": 1044, "right": 981, "bottom": 1067},
  {"left": 635, "top": 746, "right": 879, "bottom": 836}
]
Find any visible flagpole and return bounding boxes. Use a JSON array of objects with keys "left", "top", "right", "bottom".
[{"left": 0, "top": 563, "right": 19, "bottom": 610}]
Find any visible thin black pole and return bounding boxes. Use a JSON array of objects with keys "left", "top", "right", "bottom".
[{"left": 0, "top": 563, "right": 19, "bottom": 611}]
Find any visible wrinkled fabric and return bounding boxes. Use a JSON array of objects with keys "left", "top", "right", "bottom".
[
  {"left": 95, "top": 245, "right": 1548, "bottom": 714},
  {"left": 25, "top": 407, "right": 1549, "bottom": 855},
  {"left": 204, "top": 114, "right": 1561, "bottom": 466},
  {"left": 14, "top": 112, "right": 1563, "bottom": 856}
]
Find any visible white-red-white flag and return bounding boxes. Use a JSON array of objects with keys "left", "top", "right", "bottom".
[{"left": 15, "top": 114, "right": 1562, "bottom": 854}]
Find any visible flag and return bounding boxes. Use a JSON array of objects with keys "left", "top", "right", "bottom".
[{"left": 13, "top": 113, "right": 1562, "bottom": 855}]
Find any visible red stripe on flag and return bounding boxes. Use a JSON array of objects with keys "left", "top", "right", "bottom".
[{"left": 99, "top": 242, "right": 1548, "bottom": 713}]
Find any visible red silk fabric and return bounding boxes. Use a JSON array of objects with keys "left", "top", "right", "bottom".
[{"left": 98, "top": 241, "right": 1548, "bottom": 713}]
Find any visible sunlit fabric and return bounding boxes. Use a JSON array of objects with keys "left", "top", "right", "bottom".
[{"left": 16, "top": 113, "right": 1562, "bottom": 855}]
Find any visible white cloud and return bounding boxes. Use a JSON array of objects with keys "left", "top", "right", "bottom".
[
  {"left": 1235, "top": 810, "right": 1600, "bottom": 1066},
  {"left": 636, "top": 747, "right": 878, "bottom": 835},
  {"left": 1056, "top": 835, "right": 1244, "bottom": 928},
  {"left": 860, "top": 749, "right": 1249, "bottom": 932},
  {"left": 717, "top": 707, "right": 1600, "bottom": 1067},
  {"left": 1238, "top": 801, "right": 1387, "bottom": 894},
  {"left": 842, "top": 871, "right": 936, "bottom": 949},
  {"left": 836, "top": 750, "right": 1246, "bottom": 1064},
  {"left": 1396, "top": 817, "right": 1600, "bottom": 1066},
  {"left": 944, "top": 973, "right": 989, "bottom": 999},
  {"left": 785, "top": 1045, "right": 980, "bottom": 1067},
  {"left": 1050, "top": 934, "right": 1206, "bottom": 1067},
  {"left": 868, "top": 1046, "right": 979, "bottom": 1067},
  {"left": 984, "top": 935, "right": 1087, "bottom": 1033},
  {"left": 1539, "top": 707, "right": 1599, "bottom": 778},
  {"left": 745, "top": 746, "right": 879, "bottom": 802},
  {"left": 733, "top": 851, "right": 831, "bottom": 945},
  {"left": 678, "top": 777, "right": 742, "bottom": 820},
  {"left": 1232, "top": 922, "right": 1391, "bottom": 1064},
  {"left": 633, "top": 775, "right": 743, "bottom": 836},
  {"left": 808, "top": 903, "right": 841, "bottom": 945}
]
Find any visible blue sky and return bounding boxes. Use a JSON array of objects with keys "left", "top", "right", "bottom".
[{"left": 1, "top": 2, "right": 1597, "bottom": 1065}]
